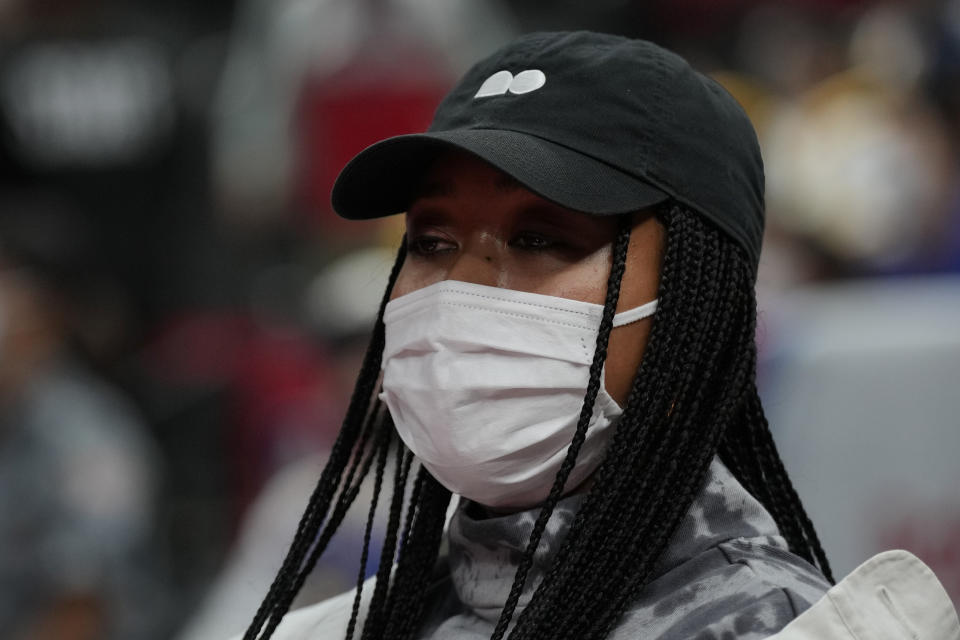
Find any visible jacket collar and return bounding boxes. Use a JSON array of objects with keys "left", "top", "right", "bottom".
[{"left": 445, "top": 457, "right": 785, "bottom": 621}]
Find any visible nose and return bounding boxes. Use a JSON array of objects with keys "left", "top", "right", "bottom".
[{"left": 446, "top": 245, "right": 502, "bottom": 288}]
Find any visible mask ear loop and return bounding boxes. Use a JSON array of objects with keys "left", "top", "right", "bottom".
[
  {"left": 611, "top": 298, "right": 659, "bottom": 327},
  {"left": 490, "top": 217, "right": 633, "bottom": 640}
]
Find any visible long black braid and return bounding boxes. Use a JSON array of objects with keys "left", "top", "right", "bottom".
[
  {"left": 243, "top": 243, "right": 408, "bottom": 640},
  {"left": 245, "top": 202, "right": 832, "bottom": 640}
]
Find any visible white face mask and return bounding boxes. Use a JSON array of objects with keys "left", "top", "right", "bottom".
[{"left": 380, "top": 280, "right": 658, "bottom": 509}]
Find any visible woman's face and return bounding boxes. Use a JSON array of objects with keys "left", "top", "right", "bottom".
[{"left": 392, "top": 151, "right": 665, "bottom": 406}]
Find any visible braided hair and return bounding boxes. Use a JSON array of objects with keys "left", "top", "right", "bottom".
[{"left": 244, "top": 202, "right": 832, "bottom": 640}]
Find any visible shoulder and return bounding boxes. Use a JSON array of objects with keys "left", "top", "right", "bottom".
[
  {"left": 767, "top": 550, "right": 960, "bottom": 640},
  {"left": 612, "top": 538, "right": 830, "bottom": 640}
]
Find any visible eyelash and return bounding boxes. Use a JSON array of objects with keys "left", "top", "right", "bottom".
[
  {"left": 512, "top": 232, "right": 556, "bottom": 251},
  {"left": 407, "top": 232, "right": 560, "bottom": 256},
  {"left": 407, "top": 234, "right": 453, "bottom": 256}
]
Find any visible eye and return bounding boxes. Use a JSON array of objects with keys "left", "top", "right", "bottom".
[
  {"left": 408, "top": 234, "right": 456, "bottom": 256},
  {"left": 511, "top": 231, "right": 557, "bottom": 251}
]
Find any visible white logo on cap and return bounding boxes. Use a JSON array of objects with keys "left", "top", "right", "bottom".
[{"left": 474, "top": 69, "right": 546, "bottom": 98}]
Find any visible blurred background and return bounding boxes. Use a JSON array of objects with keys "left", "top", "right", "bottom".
[{"left": 0, "top": 0, "right": 957, "bottom": 638}]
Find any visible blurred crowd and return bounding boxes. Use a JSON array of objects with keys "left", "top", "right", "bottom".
[{"left": 0, "top": 0, "right": 958, "bottom": 638}]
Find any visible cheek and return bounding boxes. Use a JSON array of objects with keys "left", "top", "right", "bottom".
[
  {"left": 601, "top": 214, "right": 665, "bottom": 406},
  {"left": 390, "top": 261, "right": 440, "bottom": 300},
  {"left": 389, "top": 270, "right": 414, "bottom": 301},
  {"left": 507, "top": 244, "right": 612, "bottom": 304},
  {"left": 604, "top": 320, "right": 653, "bottom": 407}
]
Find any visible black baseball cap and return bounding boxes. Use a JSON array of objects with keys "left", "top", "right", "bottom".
[{"left": 332, "top": 31, "right": 765, "bottom": 268}]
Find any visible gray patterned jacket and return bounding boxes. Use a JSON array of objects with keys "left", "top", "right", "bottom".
[
  {"left": 247, "top": 457, "right": 831, "bottom": 639},
  {"left": 418, "top": 457, "right": 830, "bottom": 639}
]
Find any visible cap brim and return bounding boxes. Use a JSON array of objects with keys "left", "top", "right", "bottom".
[{"left": 331, "top": 129, "right": 669, "bottom": 219}]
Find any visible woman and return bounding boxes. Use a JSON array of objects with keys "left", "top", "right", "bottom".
[{"left": 243, "top": 31, "right": 833, "bottom": 640}]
